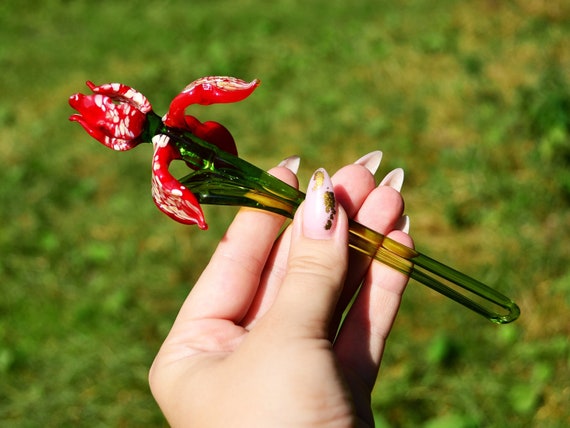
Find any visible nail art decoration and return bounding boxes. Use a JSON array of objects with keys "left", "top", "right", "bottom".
[{"left": 304, "top": 169, "right": 337, "bottom": 239}]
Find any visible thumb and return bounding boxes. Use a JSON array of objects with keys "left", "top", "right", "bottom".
[{"left": 268, "top": 168, "right": 349, "bottom": 338}]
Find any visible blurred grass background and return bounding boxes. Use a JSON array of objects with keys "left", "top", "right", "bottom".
[{"left": 1, "top": 0, "right": 569, "bottom": 426}]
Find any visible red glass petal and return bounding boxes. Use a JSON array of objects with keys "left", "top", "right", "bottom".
[
  {"left": 184, "top": 117, "right": 238, "bottom": 156},
  {"left": 87, "top": 81, "right": 152, "bottom": 114},
  {"left": 151, "top": 134, "right": 207, "bottom": 229},
  {"left": 164, "top": 76, "right": 260, "bottom": 129}
]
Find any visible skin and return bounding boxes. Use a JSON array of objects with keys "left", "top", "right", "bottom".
[{"left": 149, "top": 161, "right": 414, "bottom": 427}]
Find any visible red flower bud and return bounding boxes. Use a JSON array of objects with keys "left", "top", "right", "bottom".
[{"left": 69, "top": 81, "right": 152, "bottom": 151}]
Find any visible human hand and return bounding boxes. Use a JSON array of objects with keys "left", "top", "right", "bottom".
[{"left": 149, "top": 152, "right": 414, "bottom": 427}]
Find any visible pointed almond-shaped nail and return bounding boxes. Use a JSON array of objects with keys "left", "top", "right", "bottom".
[
  {"left": 354, "top": 150, "right": 383, "bottom": 175},
  {"left": 303, "top": 168, "right": 338, "bottom": 240},
  {"left": 278, "top": 155, "right": 301, "bottom": 174},
  {"left": 379, "top": 168, "right": 404, "bottom": 192}
]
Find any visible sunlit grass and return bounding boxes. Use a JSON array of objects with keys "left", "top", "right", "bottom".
[{"left": 1, "top": 0, "right": 569, "bottom": 426}]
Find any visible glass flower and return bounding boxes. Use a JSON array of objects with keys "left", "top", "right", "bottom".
[{"left": 69, "top": 76, "right": 520, "bottom": 324}]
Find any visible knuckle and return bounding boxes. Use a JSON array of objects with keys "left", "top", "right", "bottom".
[{"left": 287, "top": 247, "right": 345, "bottom": 279}]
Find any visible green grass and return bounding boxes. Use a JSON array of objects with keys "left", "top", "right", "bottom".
[{"left": 1, "top": 0, "right": 569, "bottom": 426}]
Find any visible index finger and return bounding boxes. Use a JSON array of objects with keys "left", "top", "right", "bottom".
[{"left": 175, "top": 165, "right": 299, "bottom": 323}]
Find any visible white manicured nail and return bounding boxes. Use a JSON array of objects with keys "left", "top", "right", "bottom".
[
  {"left": 278, "top": 155, "right": 301, "bottom": 174},
  {"left": 353, "top": 150, "right": 383, "bottom": 175},
  {"left": 379, "top": 168, "right": 404, "bottom": 192}
]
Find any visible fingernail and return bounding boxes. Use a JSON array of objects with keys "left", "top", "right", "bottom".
[
  {"left": 394, "top": 215, "right": 410, "bottom": 234},
  {"left": 354, "top": 150, "right": 383, "bottom": 175},
  {"left": 278, "top": 155, "right": 301, "bottom": 174},
  {"left": 379, "top": 168, "right": 404, "bottom": 192},
  {"left": 303, "top": 168, "right": 338, "bottom": 240}
]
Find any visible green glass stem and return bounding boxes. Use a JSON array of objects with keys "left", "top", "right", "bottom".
[
  {"left": 347, "top": 221, "right": 520, "bottom": 324},
  {"left": 162, "top": 125, "right": 520, "bottom": 324}
]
